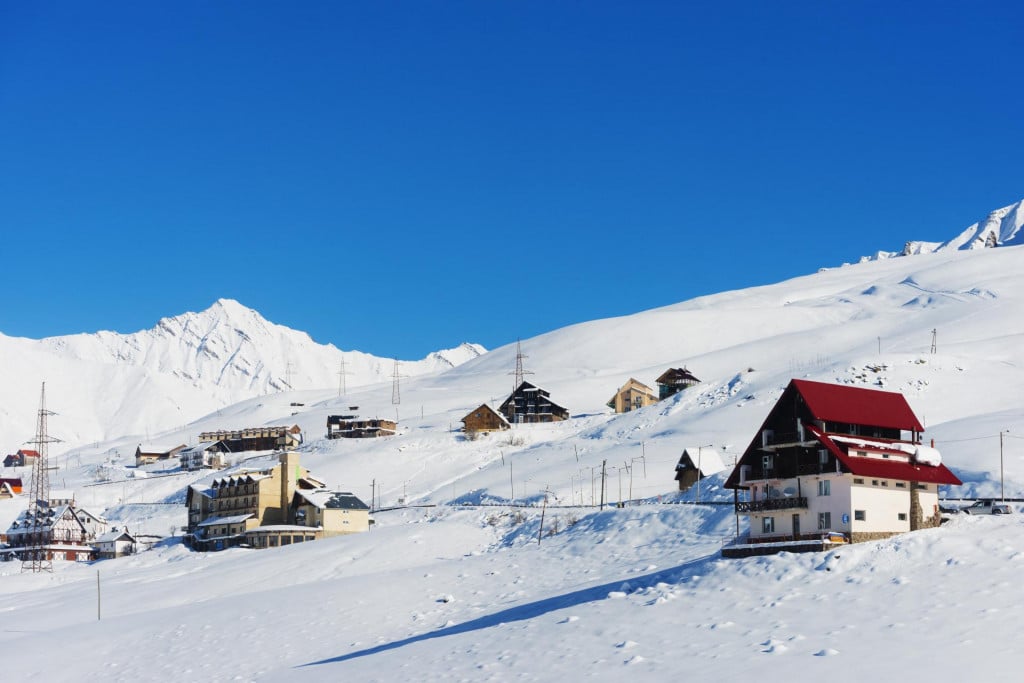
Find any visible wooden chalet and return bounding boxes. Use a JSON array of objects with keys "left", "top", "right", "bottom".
[
  {"left": 606, "top": 378, "right": 658, "bottom": 414},
  {"left": 722, "top": 379, "right": 962, "bottom": 558},
  {"left": 674, "top": 447, "right": 727, "bottom": 491},
  {"left": 499, "top": 381, "right": 570, "bottom": 424},
  {"left": 326, "top": 417, "right": 397, "bottom": 439},
  {"left": 197, "top": 425, "right": 303, "bottom": 452},
  {"left": 3, "top": 449, "right": 40, "bottom": 468},
  {"left": 655, "top": 368, "right": 701, "bottom": 400},
  {"left": 461, "top": 404, "right": 511, "bottom": 435}
]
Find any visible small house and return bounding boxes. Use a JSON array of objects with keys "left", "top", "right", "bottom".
[
  {"left": 655, "top": 368, "right": 701, "bottom": 400},
  {"left": 134, "top": 443, "right": 187, "bottom": 467},
  {"left": 606, "top": 378, "right": 658, "bottom": 414},
  {"left": 326, "top": 417, "right": 397, "bottom": 439},
  {"left": 461, "top": 404, "right": 511, "bottom": 435},
  {"left": 291, "top": 490, "right": 371, "bottom": 537},
  {"left": 94, "top": 528, "right": 137, "bottom": 559},
  {"left": 674, "top": 447, "right": 727, "bottom": 491},
  {"left": 197, "top": 425, "right": 303, "bottom": 452},
  {"left": 0, "top": 477, "right": 22, "bottom": 497},
  {"left": 499, "top": 381, "right": 570, "bottom": 424},
  {"left": 179, "top": 441, "right": 229, "bottom": 471},
  {"left": 722, "top": 379, "right": 962, "bottom": 557},
  {"left": 3, "top": 449, "right": 40, "bottom": 468}
]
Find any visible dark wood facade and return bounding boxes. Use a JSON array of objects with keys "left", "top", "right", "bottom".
[
  {"left": 327, "top": 417, "right": 397, "bottom": 439},
  {"left": 655, "top": 368, "right": 701, "bottom": 400},
  {"left": 198, "top": 426, "right": 303, "bottom": 452},
  {"left": 499, "top": 382, "right": 569, "bottom": 424}
]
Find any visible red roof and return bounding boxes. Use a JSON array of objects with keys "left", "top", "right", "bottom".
[
  {"left": 792, "top": 379, "right": 925, "bottom": 433},
  {"left": 809, "top": 425, "right": 961, "bottom": 485},
  {"left": 17, "top": 449, "right": 40, "bottom": 458}
]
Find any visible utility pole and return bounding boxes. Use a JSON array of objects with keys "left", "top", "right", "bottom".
[
  {"left": 931, "top": 328, "right": 937, "bottom": 354},
  {"left": 392, "top": 359, "right": 401, "bottom": 406},
  {"left": 1000, "top": 430, "right": 1008, "bottom": 501},
  {"left": 337, "top": 356, "right": 350, "bottom": 398},
  {"left": 371, "top": 479, "right": 376, "bottom": 512},
  {"left": 599, "top": 460, "right": 607, "bottom": 509},
  {"left": 696, "top": 444, "right": 713, "bottom": 505}
]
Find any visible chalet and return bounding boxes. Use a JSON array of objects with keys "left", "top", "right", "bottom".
[
  {"left": 4, "top": 499, "right": 107, "bottom": 562},
  {"left": 94, "top": 528, "right": 137, "bottom": 559},
  {"left": 198, "top": 425, "right": 302, "bottom": 452},
  {"left": 134, "top": 443, "right": 187, "bottom": 467},
  {"left": 326, "top": 417, "right": 397, "bottom": 439},
  {"left": 179, "top": 441, "right": 229, "bottom": 471},
  {"left": 185, "top": 452, "right": 369, "bottom": 551},
  {"left": 606, "top": 378, "right": 658, "bottom": 414},
  {"left": 722, "top": 379, "right": 962, "bottom": 558},
  {"left": 3, "top": 449, "right": 40, "bottom": 468},
  {"left": 655, "top": 367, "right": 701, "bottom": 400},
  {"left": 499, "top": 382, "right": 570, "bottom": 424},
  {"left": 674, "top": 446, "right": 727, "bottom": 491},
  {"left": 460, "top": 404, "right": 511, "bottom": 435}
]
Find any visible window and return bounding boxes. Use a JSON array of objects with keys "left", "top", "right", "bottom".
[
  {"left": 897, "top": 513, "right": 907, "bottom": 521},
  {"left": 269, "top": 536, "right": 278, "bottom": 546},
  {"left": 853, "top": 478, "right": 864, "bottom": 485},
  {"left": 818, "top": 512, "right": 831, "bottom": 530},
  {"left": 762, "top": 517, "right": 775, "bottom": 533},
  {"left": 819, "top": 449, "right": 829, "bottom": 465},
  {"left": 854, "top": 510, "right": 866, "bottom": 521},
  {"left": 895, "top": 482, "right": 906, "bottom": 488},
  {"left": 872, "top": 480, "right": 879, "bottom": 486},
  {"left": 818, "top": 480, "right": 831, "bottom": 496},
  {"left": 881, "top": 481, "right": 888, "bottom": 487}
]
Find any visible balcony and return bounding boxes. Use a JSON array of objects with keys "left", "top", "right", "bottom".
[{"left": 736, "top": 496, "right": 808, "bottom": 513}]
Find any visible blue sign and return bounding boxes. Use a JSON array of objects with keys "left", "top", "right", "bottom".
[{"left": 842, "top": 513, "right": 850, "bottom": 524}]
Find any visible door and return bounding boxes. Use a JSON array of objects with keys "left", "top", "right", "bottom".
[{"left": 792, "top": 514, "right": 801, "bottom": 539}]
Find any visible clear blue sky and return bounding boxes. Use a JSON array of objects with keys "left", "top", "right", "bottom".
[{"left": 2, "top": 2, "right": 1022, "bottom": 358}]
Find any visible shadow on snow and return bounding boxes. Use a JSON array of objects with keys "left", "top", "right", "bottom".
[{"left": 298, "top": 553, "right": 718, "bottom": 669}]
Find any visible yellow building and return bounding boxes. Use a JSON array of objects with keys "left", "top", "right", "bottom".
[
  {"left": 185, "top": 452, "right": 368, "bottom": 551},
  {"left": 606, "top": 378, "right": 658, "bottom": 413}
]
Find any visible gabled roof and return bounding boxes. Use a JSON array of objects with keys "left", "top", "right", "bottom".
[
  {"left": 792, "top": 379, "right": 925, "bottom": 432},
  {"left": 95, "top": 529, "right": 136, "bottom": 544},
  {"left": 607, "top": 378, "right": 657, "bottom": 404},
  {"left": 17, "top": 449, "right": 40, "bottom": 458},
  {"left": 294, "top": 489, "right": 370, "bottom": 511},
  {"left": 197, "top": 513, "right": 254, "bottom": 527},
  {"left": 656, "top": 368, "right": 700, "bottom": 385},
  {"left": 676, "top": 447, "right": 727, "bottom": 476},
  {"left": 807, "top": 424, "right": 961, "bottom": 485},
  {"left": 461, "top": 403, "right": 511, "bottom": 426}
]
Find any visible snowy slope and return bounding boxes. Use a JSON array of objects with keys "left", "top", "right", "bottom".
[
  {"left": 0, "top": 298, "right": 484, "bottom": 451},
  {"left": 3, "top": 226, "right": 1024, "bottom": 679}
]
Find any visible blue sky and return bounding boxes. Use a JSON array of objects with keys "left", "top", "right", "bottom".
[{"left": 2, "top": 2, "right": 1022, "bottom": 358}]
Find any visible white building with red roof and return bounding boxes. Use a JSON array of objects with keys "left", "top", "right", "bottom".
[{"left": 723, "top": 379, "right": 961, "bottom": 556}]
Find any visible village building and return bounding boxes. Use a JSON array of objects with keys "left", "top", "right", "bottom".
[
  {"left": 0, "top": 477, "right": 22, "bottom": 498},
  {"left": 185, "top": 452, "right": 368, "bottom": 551},
  {"left": 674, "top": 446, "right": 727, "bottom": 491},
  {"left": 94, "top": 528, "right": 137, "bottom": 559},
  {"left": 326, "top": 416, "right": 397, "bottom": 439},
  {"left": 606, "top": 378, "right": 659, "bottom": 414},
  {"left": 134, "top": 443, "right": 187, "bottom": 467},
  {"left": 722, "top": 379, "right": 962, "bottom": 558},
  {"left": 179, "top": 441, "right": 230, "bottom": 471},
  {"left": 3, "top": 496, "right": 107, "bottom": 563},
  {"left": 3, "top": 449, "right": 40, "bottom": 468},
  {"left": 499, "top": 381, "right": 570, "bottom": 424},
  {"left": 197, "top": 425, "right": 302, "bottom": 452},
  {"left": 655, "top": 367, "right": 701, "bottom": 400},
  {"left": 291, "top": 490, "right": 371, "bottom": 538},
  {"left": 460, "top": 404, "right": 511, "bottom": 436}
]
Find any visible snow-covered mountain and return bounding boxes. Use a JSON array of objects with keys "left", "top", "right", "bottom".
[
  {"left": 0, "top": 298, "right": 484, "bottom": 449},
  {"left": 861, "top": 198, "right": 1024, "bottom": 261}
]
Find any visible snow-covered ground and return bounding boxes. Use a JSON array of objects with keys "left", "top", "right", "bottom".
[{"left": 3, "top": 239, "right": 1024, "bottom": 680}]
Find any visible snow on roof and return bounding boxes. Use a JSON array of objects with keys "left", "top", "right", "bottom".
[
  {"left": 137, "top": 443, "right": 185, "bottom": 454},
  {"left": 95, "top": 529, "right": 136, "bottom": 543},
  {"left": 679, "top": 447, "right": 727, "bottom": 475},
  {"left": 808, "top": 425, "right": 960, "bottom": 485},
  {"left": 295, "top": 489, "right": 369, "bottom": 511},
  {"left": 246, "top": 525, "right": 322, "bottom": 532},
  {"left": 197, "top": 514, "right": 254, "bottom": 527}
]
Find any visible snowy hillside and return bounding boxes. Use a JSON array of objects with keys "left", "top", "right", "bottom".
[
  {"left": 0, "top": 298, "right": 483, "bottom": 450},
  {"left": 861, "top": 197, "right": 1024, "bottom": 261},
  {"left": 3, "top": 231, "right": 1024, "bottom": 679}
]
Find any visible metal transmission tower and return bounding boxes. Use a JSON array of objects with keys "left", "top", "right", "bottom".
[
  {"left": 509, "top": 339, "right": 534, "bottom": 391},
  {"left": 930, "top": 328, "right": 937, "bottom": 354},
  {"left": 392, "top": 358, "right": 402, "bottom": 405},
  {"left": 23, "top": 382, "right": 61, "bottom": 573},
  {"left": 337, "top": 356, "right": 351, "bottom": 398}
]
